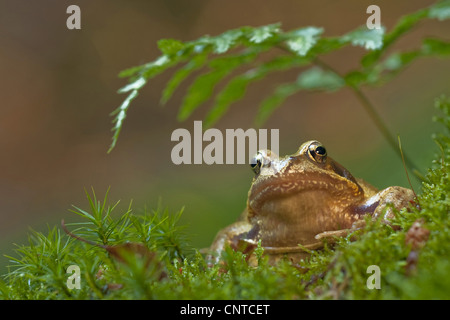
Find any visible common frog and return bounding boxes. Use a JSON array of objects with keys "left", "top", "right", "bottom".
[{"left": 209, "top": 140, "right": 415, "bottom": 264}]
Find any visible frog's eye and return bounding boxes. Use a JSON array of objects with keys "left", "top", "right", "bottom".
[
  {"left": 250, "top": 153, "right": 264, "bottom": 174},
  {"left": 308, "top": 142, "right": 327, "bottom": 163}
]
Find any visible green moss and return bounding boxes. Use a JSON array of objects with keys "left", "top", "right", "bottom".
[{"left": 1, "top": 98, "right": 448, "bottom": 300}]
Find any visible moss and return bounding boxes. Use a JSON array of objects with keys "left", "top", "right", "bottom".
[{"left": 1, "top": 98, "right": 449, "bottom": 300}]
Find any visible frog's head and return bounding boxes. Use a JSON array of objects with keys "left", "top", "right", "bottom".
[{"left": 247, "top": 140, "right": 365, "bottom": 246}]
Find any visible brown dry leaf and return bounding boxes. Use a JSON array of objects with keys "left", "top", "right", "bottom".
[
  {"left": 405, "top": 219, "right": 430, "bottom": 250},
  {"left": 404, "top": 219, "right": 430, "bottom": 275},
  {"left": 61, "top": 220, "right": 167, "bottom": 281}
]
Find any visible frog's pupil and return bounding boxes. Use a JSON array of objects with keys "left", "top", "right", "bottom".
[
  {"left": 250, "top": 158, "right": 262, "bottom": 171},
  {"left": 250, "top": 158, "right": 262, "bottom": 174},
  {"left": 315, "top": 146, "right": 326, "bottom": 155}
]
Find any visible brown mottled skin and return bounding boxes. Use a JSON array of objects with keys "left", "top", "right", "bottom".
[{"left": 210, "top": 140, "right": 415, "bottom": 263}]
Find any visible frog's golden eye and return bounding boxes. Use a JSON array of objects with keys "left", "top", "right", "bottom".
[
  {"left": 250, "top": 153, "right": 264, "bottom": 174},
  {"left": 308, "top": 142, "right": 327, "bottom": 163}
]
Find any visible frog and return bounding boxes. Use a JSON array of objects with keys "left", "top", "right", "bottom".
[{"left": 209, "top": 140, "right": 415, "bottom": 265}]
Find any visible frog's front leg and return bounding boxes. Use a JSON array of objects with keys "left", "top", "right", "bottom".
[
  {"left": 208, "top": 220, "right": 253, "bottom": 261},
  {"left": 314, "top": 220, "right": 366, "bottom": 242},
  {"left": 369, "top": 186, "right": 415, "bottom": 222},
  {"left": 315, "top": 186, "right": 415, "bottom": 242}
]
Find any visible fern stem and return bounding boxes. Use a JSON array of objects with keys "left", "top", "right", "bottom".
[
  {"left": 313, "top": 58, "right": 420, "bottom": 176},
  {"left": 275, "top": 42, "right": 421, "bottom": 177}
]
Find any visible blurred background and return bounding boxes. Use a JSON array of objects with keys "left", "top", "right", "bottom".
[{"left": 0, "top": 0, "right": 449, "bottom": 272}]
